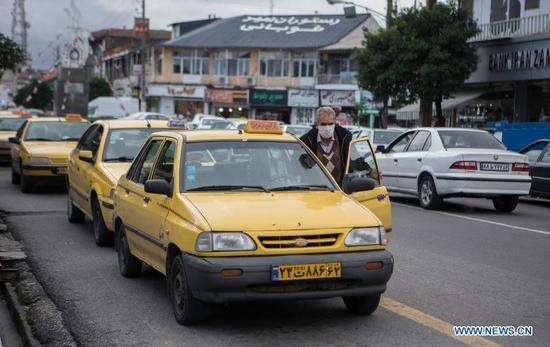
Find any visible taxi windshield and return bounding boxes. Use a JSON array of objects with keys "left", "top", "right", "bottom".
[
  {"left": 24, "top": 121, "right": 89, "bottom": 141},
  {"left": 0, "top": 118, "right": 26, "bottom": 131},
  {"left": 182, "top": 141, "right": 336, "bottom": 192},
  {"left": 103, "top": 128, "right": 166, "bottom": 162}
]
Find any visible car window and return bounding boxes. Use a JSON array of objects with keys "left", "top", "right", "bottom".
[
  {"left": 388, "top": 132, "right": 415, "bottom": 153},
  {"left": 348, "top": 140, "right": 379, "bottom": 183},
  {"left": 407, "top": 131, "right": 431, "bottom": 152},
  {"left": 103, "top": 128, "right": 165, "bottom": 162},
  {"left": 130, "top": 140, "right": 163, "bottom": 185},
  {"left": 423, "top": 135, "right": 432, "bottom": 151},
  {"left": 16, "top": 121, "right": 27, "bottom": 138},
  {"left": 152, "top": 141, "right": 176, "bottom": 184},
  {"left": 541, "top": 147, "right": 550, "bottom": 163},
  {"left": 24, "top": 121, "right": 89, "bottom": 141},
  {"left": 79, "top": 125, "right": 103, "bottom": 158},
  {"left": 521, "top": 141, "right": 548, "bottom": 162},
  {"left": 373, "top": 130, "right": 402, "bottom": 145},
  {"left": 438, "top": 130, "right": 505, "bottom": 150}
]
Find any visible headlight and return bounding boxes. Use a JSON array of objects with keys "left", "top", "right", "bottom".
[
  {"left": 28, "top": 157, "right": 50, "bottom": 165},
  {"left": 195, "top": 232, "right": 256, "bottom": 252},
  {"left": 345, "top": 227, "right": 386, "bottom": 246}
]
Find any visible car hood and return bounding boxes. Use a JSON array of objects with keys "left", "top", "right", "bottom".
[
  {"left": 184, "top": 191, "right": 378, "bottom": 231},
  {"left": 101, "top": 162, "right": 131, "bottom": 182},
  {"left": 24, "top": 141, "right": 78, "bottom": 157}
]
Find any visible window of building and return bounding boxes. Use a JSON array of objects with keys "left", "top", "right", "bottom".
[
  {"left": 173, "top": 50, "right": 209, "bottom": 75},
  {"left": 293, "top": 52, "right": 317, "bottom": 78},
  {"left": 157, "top": 56, "right": 163, "bottom": 75},
  {"left": 525, "top": 0, "right": 539, "bottom": 10},
  {"left": 260, "top": 52, "right": 289, "bottom": 77},
  {"left": 214, "top": 51, "right": 250, "bottom": 76}
]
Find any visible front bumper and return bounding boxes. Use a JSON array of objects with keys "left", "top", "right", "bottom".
[
  {"left": 182, "top": 250, "right": 394, "bottom": 304},
  {"left": 22, "top": 164, "right": 68, "bottom": 177},
  {"left": 435, "top": 174, "right": 531, "bottom": 197}
]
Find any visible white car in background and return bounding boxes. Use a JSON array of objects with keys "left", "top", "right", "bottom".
[
  {"left": 377, "top": 128, "right": 531, "bottom": 212},
  {"left": 283, "top": 124, "right": 312, "bottom": 136},
  {"left": 352, "top": 127, "right": 405, "bottom": 148},
  {"left": 123, "top": 112, "right": 172, "bottom": 120},
  {"left": 189, "top": 115, "right": 226, "bottom": 129}
]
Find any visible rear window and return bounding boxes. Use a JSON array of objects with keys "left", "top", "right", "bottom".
[{"left": 438, "top": 130, "right": 505, "bottom": 150}]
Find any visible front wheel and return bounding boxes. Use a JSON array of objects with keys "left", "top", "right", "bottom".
[
  {"left": 492, "top": 196, "right": 519, "bottom": 212},
  {"left": 343, "top": 293, "right": 381, "bottom": 315},
  {"left": 418, "top": 175, "right": 442, "bottom": 210},
  {"left": 11, "top": 163, "right": 20, "bottom": 184},
  {"left": 92, "top": 198, "right": 114, "bottom": 246},
  {"left": 117, "top": 224, "right": 142, "bottom": 277},
  {"left": 20, "top": 170, "right": 33, "bottom": 193},
  {"left": 169, "top": 256, "right": 209, "bottom": 325}
]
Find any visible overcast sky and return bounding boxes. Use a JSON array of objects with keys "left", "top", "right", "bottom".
[{"left": 0, "top": 0, "right": 417, "bottom": 68}]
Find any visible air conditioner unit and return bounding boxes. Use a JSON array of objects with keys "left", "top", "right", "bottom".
[
  {"left": 246, "top": 77, "right": 256, "bottom": 86},
  {"left": 218, "top": 76, "right": 227, "bottom": 85}
]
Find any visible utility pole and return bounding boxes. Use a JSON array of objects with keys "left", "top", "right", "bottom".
[
  {"left": 11, "top": 0, "right": 30, "bottom": 67},
  {"left": 140, "top": 0, "right": 146, "bottom": 112},
  {"left": 386, "top": 0, "right": 392, "bottom": 27}
]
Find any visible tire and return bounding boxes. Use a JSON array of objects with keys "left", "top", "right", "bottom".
[
  {"left": 492, "top": 195, "right": 519, "bottom": 213},
  {"left": 92, "top": 197, "right": 114, "bottom": 246},
  {"left": 67, "top": 193, "right": 85, "bottom": 223},
  {"left": 20, "top": 169, "right": 33, "bottom": 193},
  {"left": 169, "top": 256, "right": 208, "bottom": 325},
  {"left": 418, "top": 175, "right": 442, "bottom": 210},
  {"left": 343, "top": 293, "right": 381, "bottom": 315},
  {"left": 11, "top": 163, "right": 20, "bottom": 184},
  {"left": 117, "top": 224, "right": 142, "bottom": 277}
]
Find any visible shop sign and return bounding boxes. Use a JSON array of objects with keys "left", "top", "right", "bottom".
[
  {"left": 205, "top": 89, "right": 248, "bottom": 104},
  {"left": 287, "top": 89, "right": 319, "bottom": 108},
  {"left": 320, "top": 90, "right": 355, "bottom": 107},
  {"left": 249, "top": 89, "right": 288, "bottom": 107},
  {"left": 147, "top": 84, "right": 205, "bottom": 99}
]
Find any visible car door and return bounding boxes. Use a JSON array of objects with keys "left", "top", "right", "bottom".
[
  {"left": 376, "top": 131, "right": 416, "bottom": 190},
  {"left": 531, "top": 144, "right": 550, "bottom": 198},
  {"left": 345, "top": 138, "right": 392, "bottom": 231},
  {"left": 121, "top": 138, "right": 164, "bottom": 263},
  {"left": 397, "top": 130, "right": 432, "bottom": 192},
  {"left": 520, "top": 141, "right": 548, "bottom": 196},
  {"left": 10, "top": 121, "right": 27, "bottom": 173}
]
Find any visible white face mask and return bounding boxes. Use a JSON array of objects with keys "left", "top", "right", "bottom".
[{"left": 318, "top": 124, "right": 335, "bottom": 139}]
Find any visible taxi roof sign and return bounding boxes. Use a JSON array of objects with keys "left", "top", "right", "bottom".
[
  {"left": 244, "top": 120, "right": 282, "bottom": 134},
  {"left": 65, "top": 113, "right": 82, "bottom": 121}
]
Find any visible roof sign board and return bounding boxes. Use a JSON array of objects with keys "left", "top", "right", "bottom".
[{"left": 240, "top": 16, "right": 341, "bottom": 35}]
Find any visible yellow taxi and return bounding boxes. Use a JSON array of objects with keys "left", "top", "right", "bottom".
[
  {"left": 0, "top": 115, "right": 28, "bottom": 162},
  {"left": 67, "top": 119, "right": 187, "bottom": 246},
  {"left": 113, "top": 120, "right": 393, "bottom": 325},
  {"left": 10, "top": 115, "right": 90, "bottom": 192}
]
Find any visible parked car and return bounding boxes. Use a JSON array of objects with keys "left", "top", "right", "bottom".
[
  {"left": 352, "top": 127, "right": 405, "bottom": 148},
  {"left": 282, "top": 124, "right": 312, "bottom": 136},
  {"left": 123, "top": 112, "right": 172, "bottom": 120},
  {"left": 88, "top": 97, "right": 139, "bottom": 119},
  {"left": 377, "top": 128, "right": 531, "bottom": 212},
  {"left": 189, "top": 114, "right": 225, "bottom": 129},
  {"left": 518, "top": 139, "right": 550, "bottom": 199}
]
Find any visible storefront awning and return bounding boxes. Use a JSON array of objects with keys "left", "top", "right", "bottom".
[{"left": 396, "top": 92, "right": 484, "bottom": 121}]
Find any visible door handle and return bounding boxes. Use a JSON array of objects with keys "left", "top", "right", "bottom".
[
  {"left": 143, "top": 197, "right": 151, "bottom": 203},
  {"left": 417, "top": 158, "right": 422, "bottom": 162}
]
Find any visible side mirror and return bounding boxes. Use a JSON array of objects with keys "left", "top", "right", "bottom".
[
  {"left": 144, "top": 179, "right": 171, "bottom": 196},
  {"left": 342, "top": 175, "right": 377, "bottom": 194},
  {"left": 78, "top": 150, "right": 94, "bottom": 163},
  {"left": 8, "top": 137, "right": 19, "bottom": 144},
  {"left": 375, "top": 145, "right": 386, "bottom": 153}
]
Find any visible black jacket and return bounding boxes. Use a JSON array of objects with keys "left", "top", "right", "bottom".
[{"left": 300, "top": 124, "right": 352, "bottom": 184}]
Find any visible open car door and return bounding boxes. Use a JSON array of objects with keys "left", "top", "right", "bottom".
[{"left": 344, "top": 138, "right": 392, "bottom": 236}]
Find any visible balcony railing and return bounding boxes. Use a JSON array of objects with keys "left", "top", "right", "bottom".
[
  {"left": 317, "top": 73, "right": 357, "bottom": 84},
  {"left": 470, "top": 13, "right": 550, "bottom": 42}
]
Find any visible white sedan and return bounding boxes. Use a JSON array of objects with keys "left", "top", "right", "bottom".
[{"left": 377, "top": 128, "right": 531, "bottom": 212}]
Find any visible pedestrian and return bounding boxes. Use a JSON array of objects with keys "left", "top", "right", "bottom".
[{"left": 300, "top": 106, "right": 352, "bottom": 186}]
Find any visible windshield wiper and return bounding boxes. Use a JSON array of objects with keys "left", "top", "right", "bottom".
[
  {"left": 103, "top": 156, "right": 134, "bottom": 162},
  {"left": 187, "top": 185, "right": 270, "bottom": 192},
  {"left": 25, "top": 138, "right": 55, "bottom": 141},
  {"left": 271, "top": 184, "right": 334, "bottom": 192}
]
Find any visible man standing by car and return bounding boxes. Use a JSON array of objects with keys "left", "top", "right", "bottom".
[{"left": 300, "top": 107, "right": 352, "bottom": 185}]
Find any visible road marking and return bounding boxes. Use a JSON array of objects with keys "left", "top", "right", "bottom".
[
  {"left": 381, "top": 298, "right": 502, "bottom": 347},
  {"left": 393, "top": 202, "right": 550, "bottom": 236}
]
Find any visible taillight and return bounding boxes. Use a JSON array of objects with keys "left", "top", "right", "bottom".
[
  {"left": 449, "top": 161, "right": 477, "bottom": 170},
  {"left": 512, "top": 162, "right": 529, "bottom": 172}
]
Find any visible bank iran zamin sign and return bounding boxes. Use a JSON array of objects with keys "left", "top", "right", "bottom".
[{"left": 489, "top": 48, "right": 550, "bottom": 72}]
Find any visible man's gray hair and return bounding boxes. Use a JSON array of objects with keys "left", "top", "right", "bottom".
[{"left": 315, "top": 107, "right": 336, "bottom": 121}]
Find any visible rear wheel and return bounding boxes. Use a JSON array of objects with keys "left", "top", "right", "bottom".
[
  {"left": 67, "top": 193, "right": 85, "bottom": 223},
  {"left": 343, "top": 293, "right": 381, "bottom": 315},
  {"left": 117, "top": 224, "right": 142, "bottom": 277},
  {"left": 92, "top": 197, "right": 114, "bottom": 246},
  {"left": 418, "top": 175, "right": 442, "bottom": 210},
  {"left": 492, "top": 195, "right": 519, "bottom": 212},
  {"left": 169, "top": 256, "right": 208, "bottom": 325}
]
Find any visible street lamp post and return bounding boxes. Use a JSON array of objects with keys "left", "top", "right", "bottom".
[{"left": 326, "top": 0, "right": 389, "bottom": 26}]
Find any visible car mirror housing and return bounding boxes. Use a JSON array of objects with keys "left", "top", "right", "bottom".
[
  {"left": 78, "top": 150, "right": 94, "bottom": 163},
  {"left": 144, "top": 179, "right": 171, "bottom": 196},
  {"left": 375, "top": 145, "right": 386, "bottom": 153},
  {"left": 8, "top": 137, "right": 19, "bottom": 144},
  {"left": 342, "top": 175, "right": 377, "bottom": 194}
]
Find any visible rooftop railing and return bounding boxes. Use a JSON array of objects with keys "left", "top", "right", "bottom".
[{"left": 470, "top": 13, "right": 550, "bottom": 42}]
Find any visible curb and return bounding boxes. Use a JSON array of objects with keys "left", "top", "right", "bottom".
[{"left": 0, "top": 216, "right": 77, "bottom": 347}]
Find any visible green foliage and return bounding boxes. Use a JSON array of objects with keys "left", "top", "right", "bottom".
[
  {"left": 14, "top": 80, "right": 53, "bottom": 111},
  {"left": 0, "top": 33, "right": 26, "bottom": 77},
  {"left": 89, "top": 77, "right": 113, "bottom": 101}
]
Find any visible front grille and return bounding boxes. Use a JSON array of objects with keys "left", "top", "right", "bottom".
[
  {"left": 49, "top": 158, "right": 68, "bottom": 165},
  {"left": 259, "top": 233, "right": 340, "bottom": 249}
]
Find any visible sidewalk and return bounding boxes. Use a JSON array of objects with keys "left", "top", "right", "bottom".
[{"left": 0, "top": 291, "right": 23, "bottom": 347}]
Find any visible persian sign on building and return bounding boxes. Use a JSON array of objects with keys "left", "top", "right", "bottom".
[
  {"left": 320, "top": 90, "right": 355, "bottom": 107},
  {"left": 249, "top": 89, "right": 288, "bottom": 107},
  {"left": 287, "top": 89, "right": 319, "bottom": 108},
  {"left": 240, "top": 16, "right": 341, "bottom": 35},
  {"left": 147, "top": 84, "right": 206, "bottom": 99}
]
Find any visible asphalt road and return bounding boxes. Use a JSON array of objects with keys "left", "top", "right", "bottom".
[{"left": 0, "top": 166, "right": 549, "bottom": 346}]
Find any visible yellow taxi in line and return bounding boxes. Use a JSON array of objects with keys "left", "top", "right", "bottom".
[
  {"left": 10, "top": 115, "right": 90, "bottom": 193},
  {"left": 113, "top": 120, "right": 393, "bottom": 325},
  {"left": 0, "top": 115, "right": 28, "bottom": 162},
  {"left": 67, "top": 119, "right": 187, "bottom": 246}
]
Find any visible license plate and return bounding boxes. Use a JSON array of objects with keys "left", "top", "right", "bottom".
[
  {"left": 480, "top": 162, "right": 509, "bottom": 172},
  {"left": 271, "top": 262, "right": 341, "bottom": 281}
]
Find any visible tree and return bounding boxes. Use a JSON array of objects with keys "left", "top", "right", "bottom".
[
  {"left": 0, "top": 33, "right": 26, "bottom": 79},
  {"left": 14, "top": 80, "right": 53, "bottom": 111},
  {"left": 89, "top": 77, "right": 112, "bottom": 101}
]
